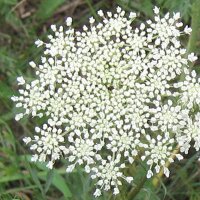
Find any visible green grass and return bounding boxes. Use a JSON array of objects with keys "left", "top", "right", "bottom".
[{"left": 0, "top": 0, "right": 200, "bottom": 199}]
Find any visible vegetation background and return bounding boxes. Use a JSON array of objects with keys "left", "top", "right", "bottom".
[{"left": 0, "top": 0, "right": 200, "bottom": 199}]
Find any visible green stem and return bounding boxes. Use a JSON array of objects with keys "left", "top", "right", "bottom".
[
  {"left": 127, "top": 175, "right": 147, "bottom": 200},
  {"left": 187, "top": 0, "right": 200, "bottom": 54}
]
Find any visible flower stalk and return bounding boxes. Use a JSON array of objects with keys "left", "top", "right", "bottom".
[{"left": 152, "top": 145, "right": 180, "bottom": 187}]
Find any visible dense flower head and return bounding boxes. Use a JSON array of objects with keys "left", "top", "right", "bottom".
[{"left": 12, "top": 6, "right": 199, "bottom": 196}]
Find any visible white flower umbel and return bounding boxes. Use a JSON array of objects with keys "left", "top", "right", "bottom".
[
  {"left": 177, "top": 113, "right": 200, "bottom": 154},
  {"left": 12, "top": 6, "right": 200, "bottom": 197},
  {"left": 150, "top": 100, "right": 188, "bottom": 132},
  {"left": 24, "top": 124, "right": 68, "bottom": 169},
  {"left": 66, "top": 129, "right": 102, "bottom": 173},
  {"left": 11, "top": 80, "right": 47, "bottom": 120},
  {"left": 175, "top": 70, "right": 200, "bottom": 108},
  {"left": 106, "top": 128, "right": 140, "bottom": 163},
  {"left": 91, "top": 155, "right": 133, "bottom": 197},
  {"left": 142, "top": 133, "right": 183, "bottom": 178}
]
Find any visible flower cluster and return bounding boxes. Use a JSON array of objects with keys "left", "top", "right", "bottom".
[{"left": 12, "top": 6, "right": 199, "bottom": 196}]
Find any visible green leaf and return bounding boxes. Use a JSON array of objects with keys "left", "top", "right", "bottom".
[
  {"left": 157, "top": 0, "right": 192, "bottom": 22},
  {"left": 36, "top": 0, "right": 66, "bottom": 20},
  {"left": 5, "top": 12, "right": 24, "bottom": 32},
  {"left": 40, "top": 170, "right": 72, "bottom": 198},
  {"left": 25, "top": 159, "right": 72, "bottom": 198},
  {"left": 0, "top": 82, "right": 14, "bottom": 99},
  {"left": 44, "top": 170, "right": 54, "bottom": 194},
  {"left": 0, "top": 173, "right": 26, "bottom": 183},
  {"left": 2, "top": 0, "right": 17, "bottom": 5},
  {"left": 85, "top": 0, "right": 99, "bottom": 20},
  {"left": 187, "top": 0, "right": 200, "bottom": 54},
  {"left": 25, "top": 160, "right": 45, "bottom": 197},
  {"left": 140, "top": 0, "right": 154, "bottom": 17},
  {"left": 127, "top": 0, "right": 153, "bottom": 17},
  {"left": 53, "top": 171, "right": 72, "bottom": 198}
]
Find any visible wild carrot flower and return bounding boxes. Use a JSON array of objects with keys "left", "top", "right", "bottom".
[{"left": 12, "top": 6, "right": 199, "bottom": 196}]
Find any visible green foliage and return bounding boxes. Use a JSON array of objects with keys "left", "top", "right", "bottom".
[
  {"left": 0, "top": 82, "right": 14, "bottom": 99},
  {"left": 36, "top": 0, "right": 66, "bottom": 20},
  {"left": 117, "top": 0, "right": 192, "bottom": 22},
  {"left": 157, "top": 0, "right": 192, "bottom": 22},
  {"left": 0, "top": 0, "right": 200, "bottom": 200}
]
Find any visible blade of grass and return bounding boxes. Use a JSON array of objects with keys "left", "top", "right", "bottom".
[
  {"left": 40, "top": 170, "right": 72, "bottom": 198},
  {"left": 24, "top": 157, "right": 45, "bottom": 198},
  {"left": 84, "top": 0, "right": 99, "bottom": 20},
  {"left": 44, "top": 169, "right": 54, "bottom": 194}
]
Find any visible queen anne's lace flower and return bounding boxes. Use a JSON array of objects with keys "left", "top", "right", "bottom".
[
  {"left": 175, "top": 70, "right": 200, "bottom": 108},
  {"left": 150, "top": 100, "right": 188, "bottom": 132},
  {"left": 177, "top": 113, "right": 200, "bottom": 154},
  {"left": 23, "top": 125, "right": 68, "bottom": 169},
  {"left": 66, "top": 129, "right": 102, "bottom": 173},
  {"left": 106, "top": 128, "right": 140, "bottom": 163},
  {"left": 12, "top": 6, "right": 199, "bottom": 196},
  {"left": 141, "top": 133, "right": 183, "bottom": 178},
  {"left": 91, "top": 155, "right": 133, "bottom": 197}
]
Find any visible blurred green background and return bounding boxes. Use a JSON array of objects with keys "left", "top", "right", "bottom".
[{"left": 0, "top": 0, "right": 200, "bottom": 199}]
